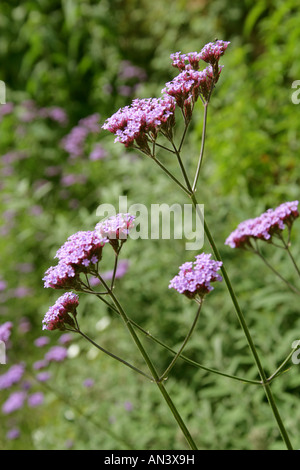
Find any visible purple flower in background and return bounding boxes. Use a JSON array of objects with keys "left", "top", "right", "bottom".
[
  {"left": 101, "top": 260, "right": 130, "bottom": 281},
  {"left": 19, "top": 100, "right": 39, "bottom": 122},
  {"left": 79, "top": 113, "right": 101, "bottom": 133},
  {"left": 169, "top": 253, "right": 223, "bottom": 299},
  {"left": 34, "top": 336, "right": 50, "bottom": 347},
  {"left": 45, "top": 345, "right": 68, "bottom": 362},
  {"left": 18, "top": 317, "right": 31, "bottom": 333},
  {"left": 0, "top": 102, "right": 14, "bottom": 117},
  {"left": 13, "top": 286, "right": 33, "bottom": 298},
  {"left": 28, "top": 392, "right": 44, "bottom": 408},
  {"left": 0, "top": 321, "right": 12, "bottom": 342},
  {"left": 2, "top": 391, "right": 26, "bottom": 414},
  {"left": 89, "top": 276, "right": 101, "bottom": 287},
  {"left": 6, "top": 428, "right": 20, "bottom": 440},
  {"left": 89, "top": 144, "right": 107, "bottom": 161},
  {"left": 61, "top": 173, "right": 87, "bottom": 187},
  {"left": 39, "top": 106, "right": 68, "bottom": 125},
  {"left": 58, "top": 333, "right": 73, "bottom": 345},
  {"left": 225, "top": 201, "right": 299, "bottom": 249},
  {"left": 118, "top": 60, "right": 147, "bottom": 81},
  {"left": 42, "top": 292, "right": 79, "bottom": 331},
  {"left": 61, "top": 125, "right": 89, "bottom": 158},
  {"left": 0, "top": 364, "right": 25, "bottom": 390},
  {"left": 33, "top": 359, "right": 48, "bottom": 370},
  {"left": 45, "top": 165, "right": 62, "bottom": 177},
  {"left": 1, "top": 151, "right": 27, "bottom": 164},
  {"left": 61, "top": 113, "right": 101, "bottom": 158},
  {"left": 36, "top": 371, "right": 52, "bottom": 382},
  {"left": 17, "top": 263, "right": 34, "bottom": 273},
  {"left": 83, "top": 378, "right": 94, "bottom": 388},
  {"left": 118, "top": 85, "right": 134, "bottom": 97},
  {"left": 60, "top": 174, "right": 80, "bottom": 187},
  {"left": 124, "top": 401, "right": 134, "bottom": 412},
  {"left": 30, "top": 205, "right": 43, "bottom": 217}
]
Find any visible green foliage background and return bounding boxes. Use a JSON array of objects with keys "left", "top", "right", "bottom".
[{"left": 0, "top": 0, "right": 300, "bottom": 450}]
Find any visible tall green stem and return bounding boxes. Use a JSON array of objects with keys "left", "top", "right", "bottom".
[
  {"left": 192, "top": 103, "right": 208, "bottom": 192},
  {"left": 253, "top": 248, "right": 300, "bottom": 296},
  {"left": 158, "top": 300, "right": 203, "bottom": 382}
]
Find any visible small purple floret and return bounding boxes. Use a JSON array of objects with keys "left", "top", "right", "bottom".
[{"left": 169, "top": 253, "right": 223, "bottom": 299}]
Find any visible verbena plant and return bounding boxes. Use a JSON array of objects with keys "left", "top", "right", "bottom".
[{"left": 41, "top": 41, "right": 299, "bottom": 450}]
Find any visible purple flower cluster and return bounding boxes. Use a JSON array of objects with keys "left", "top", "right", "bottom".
[
  {"left": 170, "top": 51, "right": 202, "bottom": 71},
  {"left": 95, "top": 213, "right": 135, "bottom": 241},
  {"left": 43, "top": 262, "right": 79, "bottom": 290},
  {"left": 102, "top": 40, "right": 230, "bottom": 147},
  {"left": 167, "top": 40, "right": 230, "bottom": 108},
  {"left": 43, "top": 214, "right": 135, "bottom": 290},
  {"left": 102, "top": 96, "right": 176, "bottom": 151},
  {"left": 42, "top": 292, "right": 79, "bottom": 331},
  {"left": 198, "top": 40, "right": 231, "bottom": 65},
  {"left": 43, "top": 231, "right": 109, "bottom": 289},
  {"left": 170, "top": 40, "right": 230, "bottom": 72},
  {"left": 169, "top": 253, "right": 223, "bottom": 299},
  {"left": 162, "top": 66, "right": 218, "bottom": 112},
  {"left": 55, "top": 231, "right": 108, "bottom": 267},
  {"left": 225, "top": 201, "right": 299, "bottom": 249}
]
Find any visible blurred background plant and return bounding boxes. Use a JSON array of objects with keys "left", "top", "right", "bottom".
[{"left": 0, "top": 0, "right": 300, "bottom": 450}]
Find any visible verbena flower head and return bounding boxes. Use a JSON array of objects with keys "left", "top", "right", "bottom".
[
  {"left": 43, "top": 261, "right": 78, "bottom": 290},
  {"left": 102, "top": 96, "right": 176, "bottom": 151},
  {"left": 171, "top": 50, "right": 221, "bottom": 72},
  {"left": 95, "top": 213, "right": 135, "bottom": 242},
  {"left": 199, "top": 40, "right": 230, "bottom": 64},
  {"left": 43, "top": 230, "right": 109, "bottom": 289},
  {"left": 225, "top": 201, "right": 299, "bottom": 249},
  {"left": 163, "top": 65, "right": 220, "bottom": 110},
  {"left": 42, "top": 292, "right": 79, "bottom": 331},
  {"left": 55, "top": 231, "right": 108, "bottom": 267},
  {"left": 169, "top": 253, "right": 223, "bottom": 299}
]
